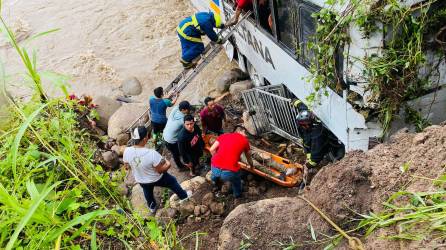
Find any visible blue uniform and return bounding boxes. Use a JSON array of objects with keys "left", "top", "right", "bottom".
[{"left": 177, "top": 12, "right": 223, "bottom": 63}]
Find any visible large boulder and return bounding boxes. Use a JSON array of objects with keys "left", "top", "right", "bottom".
[
  {"left": 215, "top": 68, "right": 249, "bottom": 93},
  {"left": 121, "top": 77, "right": 142, "bottom": 96},
  {"left": 94, "top": 96, "right": 122, "bottom": 130},
  {"left": 219, "top": 197, "right": 310, "bottom": 250},
  {"left": 107, "top": 103, "right": 148, "bottom": 139},
  {"left": 230, "top": 68, "right": 250, "bottom": 81},
  {"left": 229, "top": 80, "right": 253, "bottom": 100}
]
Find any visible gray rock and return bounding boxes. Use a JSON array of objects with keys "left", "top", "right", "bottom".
[
  {"left": 202, "top": 192, "right": 214, "bottom": 206},
  {"left": 116, "top": 133, "right": 130, "bottom": 146},
  {"left": 107, "top": 103, "right": 148, "bottom": 139},
  {"left": 210, "top": 202, "right": 225, "bottom": 215},
  {"left": 216, "top": 70, "right": 244, "bottom": 93},
  {"left": 221, "top": 182, "right": 232, "bottom": 194},
  {"left": 413, "top": 133, "right": 428, "bottom": 145},
  {"left": 194, "top": 205, "right": 201, "bottom": 216},
  {"left": 121, "top": 77, "right": 142, "bottom": 96},
  {"left": 229, "top": 80, "right": 254, "bottom": 100},
  {"left": 248, "top": 186, "right": 260, "bottom": 196},
  {"left": 230, "top": 68, "right": 250, "bottom": 81},
  {"left": 200, "top": 205, "right": 209, "bottom": 214},
  {"left": 166, "top": 208, "right": 179, "bottom": 218},
  {"left": 124, "top": 169, "right": 136, "bottom": 187},
  {"left": 242, "top": 111, "right": 257, "bottom": 136},
  {"left": 94, "top": 96, "right": 122, "bottom": 130},
  {"left": 102, "top": 151, "right": 119, "bottom": 170},
  {"left": 179, "top": 200, "right": 195, "bottom": 217},
  {"left": 118, "top": 183, "right": 129, "bottom": 196}
]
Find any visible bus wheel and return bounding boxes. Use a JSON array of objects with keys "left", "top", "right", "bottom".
[{"left": 246, "top": 60, "right": 265, "bottom": 87}]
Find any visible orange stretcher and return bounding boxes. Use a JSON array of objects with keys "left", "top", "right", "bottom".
[{"left": 203, "top": 134, "right": 303, "bottom": 187}]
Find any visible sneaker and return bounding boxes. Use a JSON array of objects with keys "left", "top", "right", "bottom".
[
  {"left": 149, "top": 207, "right": 157, "bottom": 215},
  {"left": 179, "top": 190, "right": 193, "bottom": 204}
]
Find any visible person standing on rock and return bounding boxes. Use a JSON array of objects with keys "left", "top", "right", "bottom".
[
  {"left": 178, "top": 114, "right": 205, "bottom": 177},
  {"left": 200, "top": 96, "right": 226, "bottom": 135},
  {"left": 177, "top": 12, "right": 226, "bottom": 69},
  {"left": 163, "top": 101, "right": 192, "bottom": 170},
  {"left": 123, "top": 126, "right": 191, "bottom": 214},
  {"left": 209, "top": 127, "right": 254, "bottom": 198},
  {"left": 149, "top": 87, "right": 177, "bottom": 146}
]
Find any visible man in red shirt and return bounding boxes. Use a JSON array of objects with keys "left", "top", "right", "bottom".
[
  {"left": 209, "top": 127, "right": 254, "bottom": 198},
  {"left": 226, "top": 0, "right": 269, "bottom": 27},
  {"left": 200, "top": 97, "right": 226, "bottom": 135}
]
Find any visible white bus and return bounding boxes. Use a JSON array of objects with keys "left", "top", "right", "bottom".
[{"left": 191, "top": 0, "right": 446, "bottom": 151}]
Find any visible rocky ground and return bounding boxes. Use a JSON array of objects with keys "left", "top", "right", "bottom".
[{"left": 88, "top": 66, "right": 446, "bottom": 249}]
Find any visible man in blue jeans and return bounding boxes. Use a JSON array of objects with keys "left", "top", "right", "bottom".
[
  {"left": 123, "top": 126, "right": 191, "bottom": 214},
  {"left": 209, "top": 128, "right": 254, "bottom": 198}
]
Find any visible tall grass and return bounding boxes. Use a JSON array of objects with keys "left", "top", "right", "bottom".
[
  {"left": 358, "top": 172, "right": 446, "bottom": 243},
  {"left": 0, "top": 5, "right": 181, "bottom": 249}
]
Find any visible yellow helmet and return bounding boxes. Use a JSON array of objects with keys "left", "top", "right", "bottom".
[{"left": 213, "top": 12, "right": 222, "bottom": 28}]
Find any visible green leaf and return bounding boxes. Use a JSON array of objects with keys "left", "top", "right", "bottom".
[
  {"left": 5, "top": 180, "right": 61, "bottom": 250},
  {"left": 46, "top": 210, "right": 111, "bottom": 242},
  {"left": 91, "top": 224, "right": 97, "bottom": 250},
  {"left": 11, "top": 102, "right": 50, "bottom": 179}
]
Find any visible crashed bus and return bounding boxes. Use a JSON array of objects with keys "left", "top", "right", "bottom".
[{"left": 191, "top": 0, "right": 446, "bottom": 152}]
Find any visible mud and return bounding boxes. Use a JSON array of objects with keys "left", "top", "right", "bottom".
[{"left": 1, "top": 0, "right": 234, "bottom": 104}]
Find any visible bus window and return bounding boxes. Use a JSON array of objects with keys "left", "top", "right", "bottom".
[
  {"left": 256, "top": 0, "right": 272, "bottom": 34},
  {"left": 275, "top": 0, "right": 298, "bottom": 54},
  {"left": 298, "top": 4, "right": 319, "bottom": 67}
]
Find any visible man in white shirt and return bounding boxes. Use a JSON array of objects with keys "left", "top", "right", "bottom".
[{"left": 124, "top": 126, "right": 191, "bottom": 214}]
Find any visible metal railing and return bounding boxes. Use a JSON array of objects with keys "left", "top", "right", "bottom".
[{"left": 242, "top": 84, "right": 301, "bottom": 145}]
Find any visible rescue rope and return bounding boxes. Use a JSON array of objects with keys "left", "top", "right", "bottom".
[{"left": 298, "top": 195, "right": 365, "bottom": 250}]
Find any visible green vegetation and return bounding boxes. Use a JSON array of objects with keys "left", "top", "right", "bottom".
[
  {"left": 307, "top": 0, "right": 446, "bottom": 135},
  {"left": 0, "top": 7, "right": 180, "bottom": 249},
  {"left": 359, "top": 167, "right": 446, "bottom": 242}
]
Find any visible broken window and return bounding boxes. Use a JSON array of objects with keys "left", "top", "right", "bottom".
[{"left": 275, "top": 0, "right": 298, "bottom": 54}]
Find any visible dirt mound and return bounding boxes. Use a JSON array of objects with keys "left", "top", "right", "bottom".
[{"left": 219, "top": 124, "right": 446, "bottom": 249}]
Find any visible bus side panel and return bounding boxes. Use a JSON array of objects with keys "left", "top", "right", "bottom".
[{"left": 231, "top": 19, "right": 380, "bottom": 150}]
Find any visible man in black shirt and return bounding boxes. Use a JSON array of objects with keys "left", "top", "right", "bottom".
[{"left": 178, "top": 114, "right": 205, "bottom": 177}]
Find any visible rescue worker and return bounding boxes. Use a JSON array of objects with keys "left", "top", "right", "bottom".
[
  {"left": 209, "top": 127, "right": 254, "bottom": 198},
  {"left": 295, "top": 109, "right": 345, "bottom": 186},
  {"left": 177, "top": 12, "right": 226, "bottom": 69}
]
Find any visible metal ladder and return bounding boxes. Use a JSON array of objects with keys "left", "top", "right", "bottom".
[{"left": 124, "top": 11, "right": 252, "bottom": 133}]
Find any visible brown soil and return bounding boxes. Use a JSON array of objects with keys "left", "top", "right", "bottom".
[{"left": 218, "top": 124, "right": 446, "bottom": 249}]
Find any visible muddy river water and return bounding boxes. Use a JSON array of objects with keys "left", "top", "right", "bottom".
[{"left": 1, "top": 0, "right": 233, "bottom": 104}]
